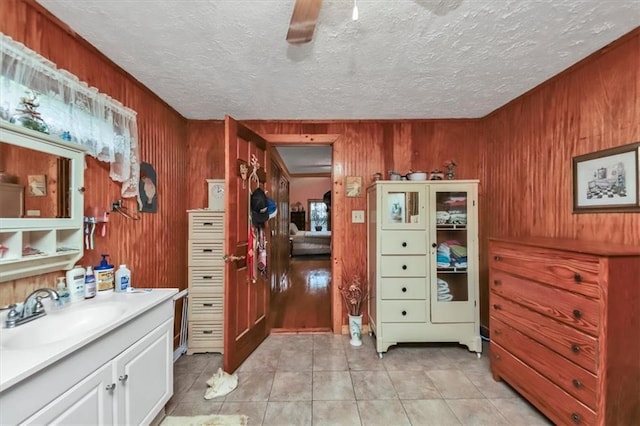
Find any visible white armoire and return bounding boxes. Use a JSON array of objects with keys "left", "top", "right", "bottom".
[{"left": 367, "top": 180, "right": 481, "bottom": 357}]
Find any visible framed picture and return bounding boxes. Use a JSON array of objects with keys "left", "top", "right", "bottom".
[
  {"left": 27, "top": 174, "right": 46, "bottom": 196},
  {"left": 572, "top": 142, "right": 640, "bottom": 213},
  {"left": 345, "top": 176, "right": 362, "bottom": 198}
]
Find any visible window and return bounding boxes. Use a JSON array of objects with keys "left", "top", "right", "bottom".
[{"left": 308, "top": 199, "right": 328, "bottom": 231}]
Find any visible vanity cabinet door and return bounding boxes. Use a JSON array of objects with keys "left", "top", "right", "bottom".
[
  {"left": 113, "top": 319, "right": 173, "bottom": 426},
  {"left": 23, "top": 362, "right": 114, "bottom": 425}
]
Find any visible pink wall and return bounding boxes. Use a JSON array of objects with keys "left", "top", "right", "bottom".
[{"left": 289, "top": 177, "right": 331, "bottom": 211}]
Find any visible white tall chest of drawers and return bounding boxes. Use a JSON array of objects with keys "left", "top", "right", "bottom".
[
  {"left": 367, "top": 181, "right": 481, "bottom": 357},
  {"left": 187, "top": 209, "right": 225, "bottom": 354}
]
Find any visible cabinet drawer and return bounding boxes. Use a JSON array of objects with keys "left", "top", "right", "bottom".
[
  {"left": 490, "top": 241, "right": 599, "bottom": 299},
  {"left": 188, "top": 240, "right": 224, "bottom": 266},
  {"left": 189, "top": 213, "right": 225, "bottom": 239},
  {"left": 490, "top": 294, "right": 598, "bottom": 373},
  {"left": 380, "top": 300, "right": 426, "bottom": 322},
  {"left": 491, "top": 317, "right": 598, "bottom": 410},
  {"left": 380, "top": 256, "right": 427, "bottom": 277},
  {"left": 380, "top": 231, "right": 427, "bottom": 255},
  {"left": 491, "top": 343, "right": 596, "bottom": 426},
  {"left": 188, "top": 267, "right": 224, "bottom": 290},
  {"left": 188, "top": 322, "right": 223, "bottom": 347},
  {"left": 189, "top": 295, "right": 224, "bottom": 321},
  {"left": 379, "top": 277, "right": 426, "bottom": 300},
  {"left": 490, "top": 269, "right": 599, "bottom": 337}
]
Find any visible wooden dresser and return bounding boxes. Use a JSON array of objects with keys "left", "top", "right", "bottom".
[
  {"left": 187, "top": 210, "right": 225, "bottom": 354},
  {"left": 489, "top": 237, "right": 640, "bottom": 426}
]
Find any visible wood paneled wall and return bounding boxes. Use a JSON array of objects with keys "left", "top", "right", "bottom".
[
  {"left": 479, "top": 29, "right": 640, "bottom": 325},
  {"left": 1, "top": 0, "right": 637, "bottom": 332},
  {"left": 1, "top": 0, "right": 189, "bottom": 311}
]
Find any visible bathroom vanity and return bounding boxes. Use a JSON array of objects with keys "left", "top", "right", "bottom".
[{"left": 0, "top": 288, "right": 177, "bottom": 425}]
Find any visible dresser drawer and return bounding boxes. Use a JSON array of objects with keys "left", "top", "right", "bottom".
[
  {"left": 380, "top": 256, "right": 427, "bottom": 277},
  {"left": 379, "top": 277, "right": 426, "bottom": 300},
  {"left": 380, "top": 231, "right": 427, "bottom": 255},
  {"left": 380, "top": 300, "right": 426, "bottom": 322},
  {"left": 491, "top": 269, "right": 599, "bottom": 337},
  {"left": 491, "top": 317, "right": 598, "bottom": 410},
  {"left": 189, "top": 240, "right": 224, "bottom": 266},
  {"left": 491, "top": 343, "right": 596, "bottom": 426},
  {"left": 188, "top": 267, "right": 224, "bottom": 290},
  {"left": 490, "top": 294, "right": 598, "bottom": 373},
  {"left": 189, "top": 294, "right": 224, "bottom": 321},
  {"left": 189, "top": 213, "right": 225, "bottom": 239},
  {"left": 490, "top": 241, "right": 599, "bottom": 298},
  {"left": 188, "top": 322, "right": 223, "bottom": 349}
]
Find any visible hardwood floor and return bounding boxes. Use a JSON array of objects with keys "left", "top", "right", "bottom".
[{"left": 269, "top": 256, "right": 332, "bottom": 331}]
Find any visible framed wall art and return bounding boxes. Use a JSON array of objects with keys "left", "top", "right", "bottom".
[
  {"left": 572, "top": 142, "right": 640, "bottom": 213},
  {"left": 345, "top": 176, "right": 362, "bottom": 198},
  {"left": 27, "top": 174, "right": 46, "bottom": 196}
]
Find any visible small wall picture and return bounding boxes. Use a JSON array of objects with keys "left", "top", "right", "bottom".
[
  {"left": 139, "top": 162, "right": 157, "bottom": 213},
  {"left": 346, "top": 176, "right": 362, "bottom": 198},
  {"left": 573, "top": 142, "right": 640, "bottom": 213},
  {"left": 27, "top": 174, "right": 46, "bottom": 196}
]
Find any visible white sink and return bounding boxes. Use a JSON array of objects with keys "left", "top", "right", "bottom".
[{"left": 1, "top": 304, "right": 127, "bottom": 350}]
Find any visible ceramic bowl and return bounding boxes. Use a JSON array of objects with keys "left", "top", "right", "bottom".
[{"left": 407, "top": 171, "right": 427, "bottom": 181}]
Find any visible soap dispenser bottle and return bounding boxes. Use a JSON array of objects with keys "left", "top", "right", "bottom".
[
  {"left": 56, "top": 277, "right": 70, "bottom": 305},
  {"left": 95, "top": 254, "right": 114, "bottom": 291},
  {"left": 85, "top": 266, "right": 97, "bottom": 299}
]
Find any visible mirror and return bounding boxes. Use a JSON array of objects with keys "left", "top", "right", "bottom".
[
  {"left": 0, "top": 142, "right": 70, "bottom": 218},
  {"left": 386, "top": 191, "right": 420, "bottom": 224}
]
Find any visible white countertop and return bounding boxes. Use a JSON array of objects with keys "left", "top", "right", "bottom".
[{"left": 0, "top": 288, "right": 177, "bottom": 392}]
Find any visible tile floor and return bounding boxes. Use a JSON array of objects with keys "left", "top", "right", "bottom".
[{"left": 166, "top": 333, "right": 551, "bottom": 425}]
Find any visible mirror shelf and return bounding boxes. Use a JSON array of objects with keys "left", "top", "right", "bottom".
[{"left": 0, "top": 122, "right": 86, "bottom": 282}]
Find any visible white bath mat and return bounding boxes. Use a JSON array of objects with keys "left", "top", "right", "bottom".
[
  {"left": 204, "top": 368, "right": 238, "bottom": 400},
  {"left": 161, "top": 414, "right": 247, "bottom": 426}
]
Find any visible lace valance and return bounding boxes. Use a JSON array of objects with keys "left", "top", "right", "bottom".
[{"left": 0, "top": 33, "right": 140, "bottom": 204}]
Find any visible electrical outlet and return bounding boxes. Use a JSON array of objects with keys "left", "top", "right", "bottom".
[{"left": 352, "top": 210, "right": 365, "bottom": 223}]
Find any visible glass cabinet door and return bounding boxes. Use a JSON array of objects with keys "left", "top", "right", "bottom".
[
  {"left": 380, "top": 184, "right": 426, "bottom": 230},
  {"left": 429, "top": 184, "right": 477, "bottom": 323}
]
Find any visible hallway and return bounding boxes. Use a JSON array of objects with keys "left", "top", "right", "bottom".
[{"left": 270, "top": 257, "right": 332, "bottom": 331}]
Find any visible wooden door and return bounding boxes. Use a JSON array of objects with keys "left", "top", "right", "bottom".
[{"left": 223, "top": 116, "right": 270, "bottom": 373}]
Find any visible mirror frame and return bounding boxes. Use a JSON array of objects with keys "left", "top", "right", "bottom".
[{"left": 0, "top": 122, "right": 86, "bottom": 282}]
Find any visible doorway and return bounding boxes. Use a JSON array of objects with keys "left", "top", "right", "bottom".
[{"left": 266, "top": 139, "right": 336, "bottom": 332}]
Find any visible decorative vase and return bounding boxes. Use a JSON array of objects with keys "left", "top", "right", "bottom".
[{"left": 349, "top": 314, "right": 363, "bottom": 346}]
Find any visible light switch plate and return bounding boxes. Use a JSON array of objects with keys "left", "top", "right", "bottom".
[{"left": 352, "top": 210, "right": 365, "bottom": 223}]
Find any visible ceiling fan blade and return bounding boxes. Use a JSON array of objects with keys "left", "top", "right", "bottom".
[{"left": 286, "top": 0, "right": 323, "bottom": 44}]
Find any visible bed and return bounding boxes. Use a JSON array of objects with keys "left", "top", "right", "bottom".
[{"left": 289, "top": 223, "right": 331, "bottom": 256}]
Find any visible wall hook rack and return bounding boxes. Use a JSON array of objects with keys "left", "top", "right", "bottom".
[{"left": 111, "top": 199, "right": 140, "bottom": 220}]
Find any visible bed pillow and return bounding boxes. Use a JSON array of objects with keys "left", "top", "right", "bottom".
[{"left": 289, "top": 222, "right": 299, "bottom": 235}]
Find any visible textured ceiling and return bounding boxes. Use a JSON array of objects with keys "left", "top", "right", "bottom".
[
  {"left": 36, "top": 0, "right": 639, "bottom": 121},
  {"left": 276, "top": 146, "right": 333, "bottom": 174}
]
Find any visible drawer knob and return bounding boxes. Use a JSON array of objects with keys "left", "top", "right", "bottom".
[
  {"left": 203, "top": 330, "right": 214, "bottom": 334},
  {"left": 203, "top": 222, "right": 213, "bottom": 226},
  {"left": 493, "top": 304, "right": 501, "bottom": 310},
  {"left": 571, "top": 413, "right": 581, "bottom": 423},
  {"left": 203, "top": 303, "right": 213, "bottom": 307},
  {"left": 202, "top": 276, "right": 213, "bottom": 280},
  {"left": 105, "top": 383, "right": 116, "bottom": 391},
  {"left": 574, "top": 273, "right": 582, "bottom": 283},
  {"left": 402, "top": 265, "right": 407, "bottom": 270},
  {"left": 401, "top": 310, "right": 407, "bottom": 316},
  {"left": 572, "top": 379, "right": 582, "bottom": 388},
  {"left": 203, "top": 249, "right": 213, "bottom": 253},
  {"left": 494, "top": 255, "right": 501, "bottom": 261},
  {"left": 572, "top": 309, "right": 582, "bottom": 319},
  {"left": 493, "top": 280, "right": 501, "bottom": 286},
  {"left": 571, "top": 344, "right": 581, "bottom": 354},
  {"left": 118, "top": 374, "right": 129, "bottom": 383},
  {"left": 401, "top": 287, "right": 407, "bottom": 292},
  {"left": 402, "top": 242, "right": 407, "bottom": 247},
  {"left": 432, "top": 243, "right": 437, "bottom": 248}
]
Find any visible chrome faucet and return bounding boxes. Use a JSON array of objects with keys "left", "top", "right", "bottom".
[{"left": 4, "top": 288, "right": 61, "bottom": 328}]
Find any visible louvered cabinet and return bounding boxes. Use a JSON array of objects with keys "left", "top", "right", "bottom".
[
  {"left": 367, "top": 181, "right": 482, "bottom": 358},
  {"left": 489, "top": 237, "right": 640, "bottom": 426},
  {"left": 187, "top": 210, "right": 225, "bottom": 354}
]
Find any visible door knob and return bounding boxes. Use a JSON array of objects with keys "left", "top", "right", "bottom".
[{"left": 223, "top": 254, "right": 246, "bottom": 263}]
